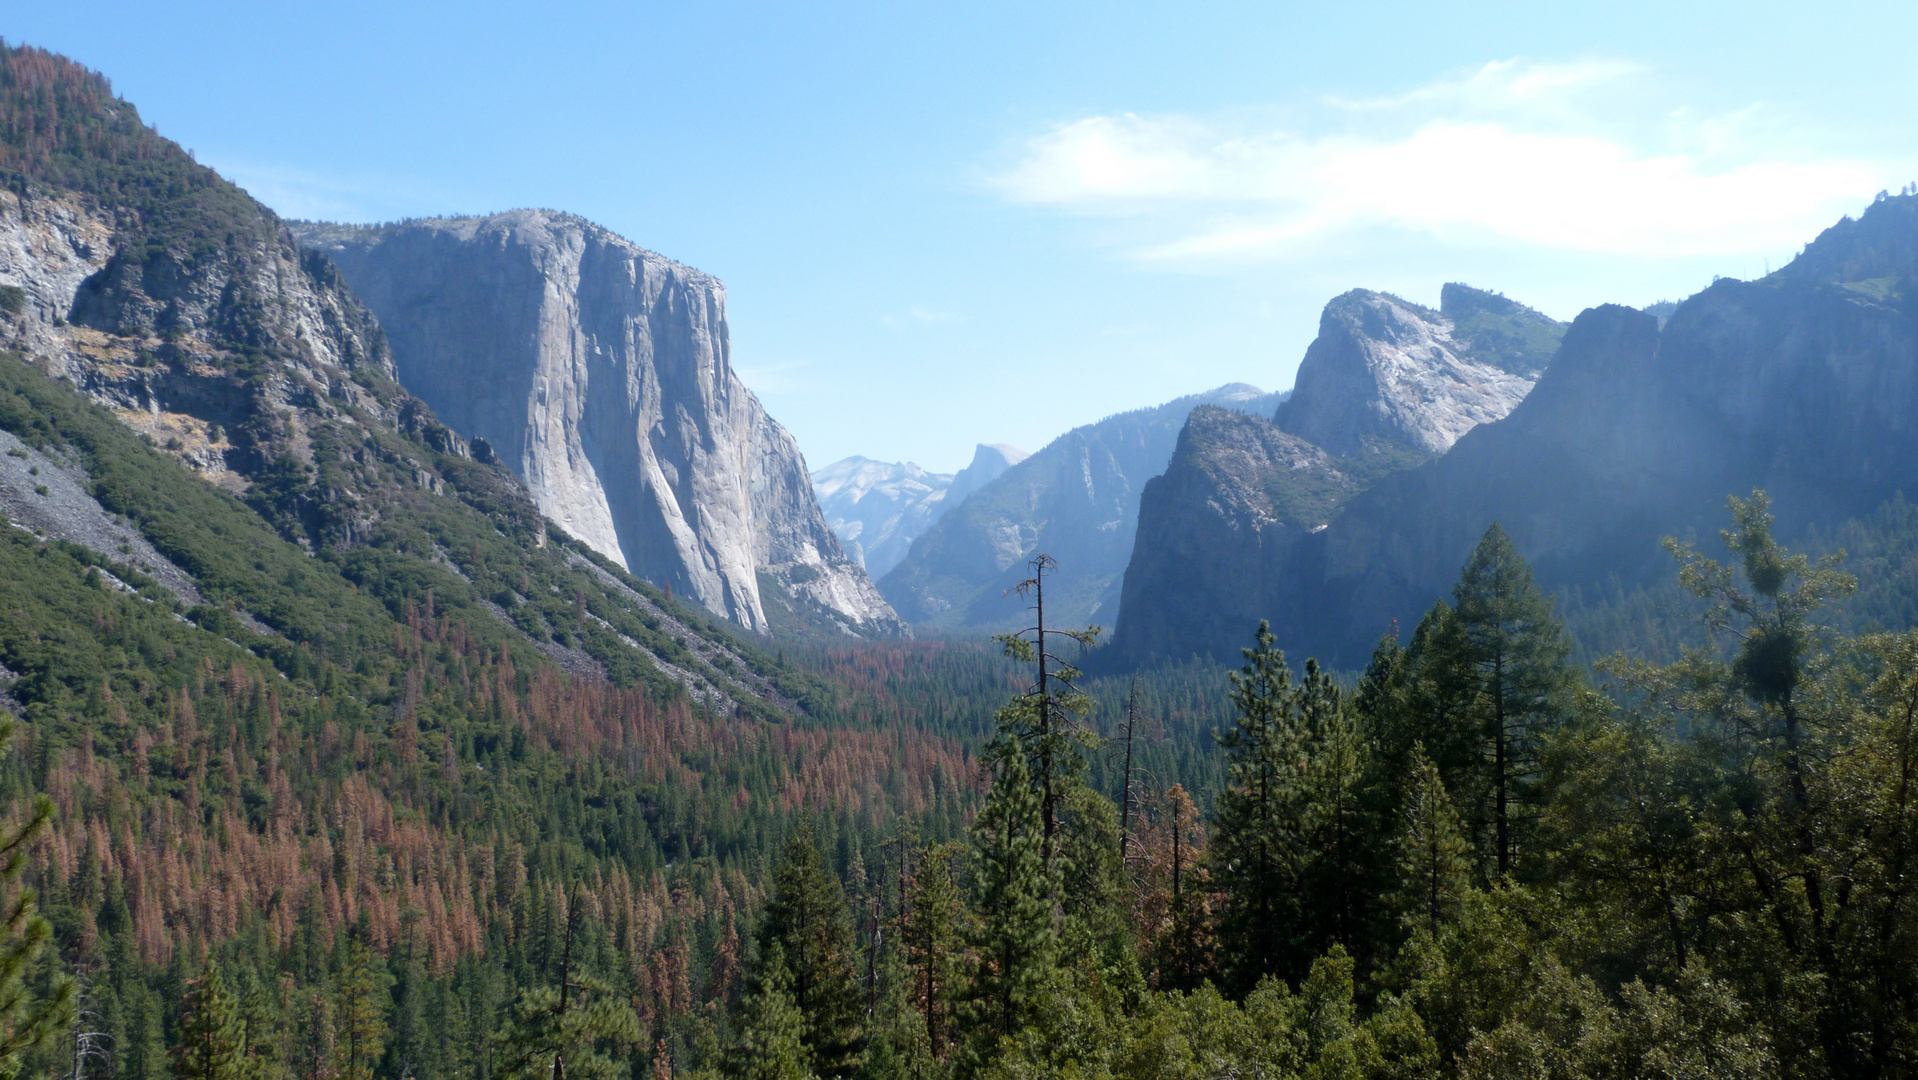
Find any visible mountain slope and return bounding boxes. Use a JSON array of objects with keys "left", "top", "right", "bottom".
[
  {"left": 880, "top": 383, "right": 1283, "bottom": 633},
  {"left": 1112, "top": 192, "right": 1918, "bottom": 669},
  {"left": 291, "top": 213, "right": 902, "bottom": 639},
  {"left": 812, "top": 442, "right": 1026, "bottom": 578},
  {"left": 0, "top": 43, "right": 844, "bottom": 713}
]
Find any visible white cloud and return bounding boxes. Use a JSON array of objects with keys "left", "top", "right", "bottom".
[{"left": 991, "top": 59, "right": 1901, "bottom": 262}]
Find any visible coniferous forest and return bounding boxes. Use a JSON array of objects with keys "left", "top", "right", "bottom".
[{"left": 6, "top": 35, "right": 1918, "bottom": 1080}]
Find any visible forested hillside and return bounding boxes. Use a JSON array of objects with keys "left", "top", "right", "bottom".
[{"left": 5, "top": 37, "right": 1918, "bottom": 1080}]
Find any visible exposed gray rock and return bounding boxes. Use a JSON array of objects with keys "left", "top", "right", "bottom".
[
  {"left": 1114, "top": 407, "right": 1351, "bottom": 664},
  {"left": 1111, "top": 193, "right": 1918, "bottom": 669},
  {"left": 292, "top": 211, "right": 903, "bottom": 637},
  {"left": 1275, "top": 287, "right": 1562, "bottom": 457},
  {"left": 812, "top": 442, "right": 1027, "bottom": 579},
  {"left": 881, "top": 383, "right": 1284, "bottom": 633},
  {"left": 0, "top": 182, "right": 403, "bottom": 532},
  {"left": 0, "top": 428, "right": 207, "bottom": 607},
  {"left": 1111, "top": 284, "right": 1562, "bottom": 668}
]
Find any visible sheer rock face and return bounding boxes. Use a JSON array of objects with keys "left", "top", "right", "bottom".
[
  {"left": 1275, "top": 289, "right": 1540, "bottom": 457},
  {"left": 1110, "top": 285, "right": 1563, "bottom": 669},
  {"left": 1114, "top": 407, "right": 1350, "bottom": 664},
  {"left": 293, "top": 211, "right": 901, "bottom": 636},
  {"left": 1112, "top": 192, "right": 1918, "bottom": 670}
]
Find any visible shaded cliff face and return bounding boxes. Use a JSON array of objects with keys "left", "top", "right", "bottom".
[
  {"left": 1275, "top": 287, "right": 1562, "bottom": 457},
  {"left": 812, "top": 442, "right": 1025, "bottom": 579},
  {"left": 293, "top": 212, "right": 901, "bottom": 637},
  {"left": 881, "top": 383, "right": 1283, "bottom": 633},
  {"left": 1114, "top": 407, "right": 1350, "bottom": 663},
  {"left": 1110, "top": 284, "right": 1558, "bottom": 667},
  {"left": 1112, "top": 193, "right": 1918, "bottom": 669}
]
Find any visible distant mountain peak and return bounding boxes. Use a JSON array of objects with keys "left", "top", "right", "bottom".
[{"left": 810, "top": 442, "right": 1028, "bottom": 580}]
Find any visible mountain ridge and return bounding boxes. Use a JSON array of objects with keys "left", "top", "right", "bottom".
[
  {"left": 879, "top": 382, "right": 1285, "bottom": 633},
  {"left": 1110, "top": 191, "right": 1918, "bottom": 669}
]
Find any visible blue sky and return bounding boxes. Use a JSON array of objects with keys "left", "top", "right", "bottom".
[{"left": 10, "top": 2, "right": 1917, "bottom": 472}]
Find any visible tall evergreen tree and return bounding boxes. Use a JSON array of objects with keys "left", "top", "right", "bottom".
[
  {"left": 331, "top": 941, "right": 387, "bottom": 1080},
  {"left": 0, "top": 716, "right": 73, "bottom": 1080},
  {"left": 1438, "top": 523, "right": 1576, "bottom": 877},
  {"left": 495, "top": 975, "right": 642, "bottom": 1080},
  {"left": 1294, "top": 661, "right": 1373, "bottom": 959},
  {"left": 1389, "top": 745, "right": 1472, "bottom": 937},
  {"left": 171, "top": 962, "right": 246, "bottom": 1080},
  {"left": 723, "top": 945, "right": 813, "bottom": 1080},
  {"left": 901, "top": 844, "right": 964, "bottom": 1062},
  {"left": 750, "top": 828, "right": 864, "bottom": 1079},
  {"left": 992, "top": 554, "right": 1101, "bottom": 876},
  {"left": 965, "top": 736, "right": 1055, "bottom": 1046},
  {"left": 1210, "top": 621, "right": 1300, "bottom": 993},
  {"left": 496, "top": 902, "right": 642, "bottom": 1080}
]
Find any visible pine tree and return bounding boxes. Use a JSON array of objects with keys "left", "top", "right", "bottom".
[
  {"left": 992, "top": 554, "right": 1101, "bottom": 876},
  {"left": 1439, "top": 523, "right": 1575, "bottom": 877},
  {"left": 1390, "top": 745, "right": 1471, "bottom": 937},
  {"left": 1210, "top": 621, "right": 1300, "bottom": 992},
  {"left": 495, "top": 903, "right": 642, "bottom": 1080},
  {"left": 331, "top": 941, "right": 386, "bottom": 1080},
  {"left": 965, "top": 735, "right": 1055, "bottom": 1045},
  {"left": 171, "top": 961, "right": 247, "bottom": 1080},
  {"left": 750, "top": 828, "right": 864, "bottom": 1079},
  {"left": 495, "top": 977, "right": 641, "bottom": 1080},
  {"left": 1295, "top": 660, "right": 1372, "bottom": 958},
  {"left": 901, "top": 844, "right": 964, "bottom": 1061},
  {"left": 290, "top": 987, "right": 334, "bottom": 1080},
  {"left": 723, "top": 945, "right": 813, "bottom": 1080},
  {"left": 0, "top": 715, "right": 73, "bottom": 1080}
]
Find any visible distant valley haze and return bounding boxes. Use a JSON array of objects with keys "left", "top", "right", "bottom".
[{"left": 7, "top": 0, "right": 1914, "bottom": 474}]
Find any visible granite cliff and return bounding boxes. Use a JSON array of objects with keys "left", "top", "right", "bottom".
[
  {"left": 0, "top": 45, "right": 853, "bottom": 711},
  {"left": 1110, "top": 284, "right": 1563, "bottom": 667},
  {"left": 881, "top": 383, "right": 1284, "bottom": 633},
  {"left": 1111, "top": 193, "right": 1918, "bottom": 669},
  {"left": 1275, "top": 285, "right": 1561, "bottom": 457},
  {"left": 812, "top": 442, "right": 1025, "bottom": 578},
  {"left": 293, "top": 212, "right": 902, "bottom": 638}
]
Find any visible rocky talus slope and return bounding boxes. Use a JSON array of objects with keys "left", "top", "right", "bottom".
[
  {"left": 293, "top": 212, "right": 902, "bottom": 638},
  {"left": 1112, "top": 193, "right": 1918, "bottom": 669},
  {"left": 881, "top": 383, "right": 1284, "bottom": 633},
  {"left": 812, "top": 442, "right": 1026, "bottom": 578}
]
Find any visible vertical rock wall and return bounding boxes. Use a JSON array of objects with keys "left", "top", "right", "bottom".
[{"left": 294, "top": 211, "right": 901, "bottom": 636}]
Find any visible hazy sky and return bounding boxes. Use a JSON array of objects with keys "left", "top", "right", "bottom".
[{"left": 10, "top": 2, "right": 1917, "bottom": 472}]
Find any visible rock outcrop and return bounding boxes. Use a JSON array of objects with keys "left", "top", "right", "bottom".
[
  {"left": 812, "top": 442, "right": 1025, "bottom": 579},
  {"left": 293, "top": 212, "right": 901, "bottom": 636},
  {"left": 881, "top": 383, "right": 1284, "bottom": 633},
  {"left": 0, "top": 64, "right": 417, "bottom": 552},
  {"left": 1114, "top": 407, "right": 1351, "bottom": 663},
  {"left": 1111, "top": 193, "right": 1918, "bottom": 669},
  {"left": 1111, "top": 284, "right": 1563, "bottom": 668},
  {"left": 1274, "top": 287, "right": 1560, "bottom": 457}
]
